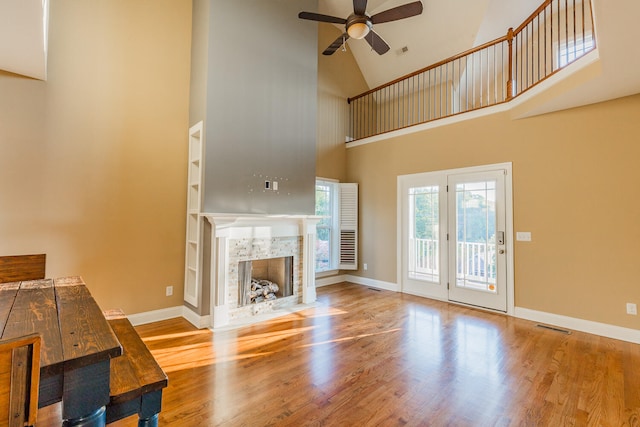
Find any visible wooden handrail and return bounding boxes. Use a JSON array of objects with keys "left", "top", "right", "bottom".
[
  {"left": 348, "top": 34, "right": 509, "bottom": 103},
  {"left": 514, "top": 0, "right": 553, "bottom": 35}
]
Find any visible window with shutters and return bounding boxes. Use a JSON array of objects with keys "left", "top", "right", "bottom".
[{"left": 338, "top": 183, "right": 358, "bottom": 270}]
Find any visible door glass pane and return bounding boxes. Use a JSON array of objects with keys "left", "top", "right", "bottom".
[
  {"left": 455, "top": 181, "right": 497, "bottom": 292},
  {"left": 408, "top": 186, "right": 439, "bottom": 282}
]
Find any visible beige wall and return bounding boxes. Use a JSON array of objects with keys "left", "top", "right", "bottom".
[
  {"left": 0, "top": 1, "right": 192, "bottom": 314},
  {"left": 347, "top": 93, "right": 640, "bottom": 329}
]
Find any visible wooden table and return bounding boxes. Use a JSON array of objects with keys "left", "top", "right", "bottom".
[{"left": 0, "top": 276, "right": 122, "bottom": 426}]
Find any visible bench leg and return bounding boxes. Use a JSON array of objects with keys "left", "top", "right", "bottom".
[{"left": 138, "top": 413, "right": 159, "bottom": 427}]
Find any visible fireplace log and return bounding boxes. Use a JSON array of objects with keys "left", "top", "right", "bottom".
[{"left": 248, "top": 279, "right": 281, "bottom": 304}]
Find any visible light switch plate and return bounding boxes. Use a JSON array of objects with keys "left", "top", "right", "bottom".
[{"left": 516, "top": 232, "right": 532, "bottom": 241}]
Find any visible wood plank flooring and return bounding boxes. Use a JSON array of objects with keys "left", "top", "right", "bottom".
[{"left": 38, "top": 283, "right": 640, "bottom": 426}]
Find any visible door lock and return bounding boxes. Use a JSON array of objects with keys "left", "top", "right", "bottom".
[{"left": 497, "top": 231, "right": 505, "bottom": 245}]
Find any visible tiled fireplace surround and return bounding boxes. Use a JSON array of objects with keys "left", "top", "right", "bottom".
[{"left": 204, "top": 215, "right": 319, "bottom": 328}]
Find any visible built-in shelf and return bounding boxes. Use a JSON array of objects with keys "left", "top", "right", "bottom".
[{"left": 184, "top": 121, "right": 204, "bottom": 307}]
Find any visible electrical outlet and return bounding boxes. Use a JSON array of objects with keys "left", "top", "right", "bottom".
[
  {"left": 363, "top": 263, "right": 368, "bottom": 271},
  {"left": 627, "top": 303, "right": 637, "bottom": 315},
  {"left": 166, "top": 286, "right": 174, "bottom": 297}
]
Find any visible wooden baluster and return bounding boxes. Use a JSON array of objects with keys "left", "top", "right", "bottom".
[{"left": 506, "top": 27, "right": 514, "bottom": 100}]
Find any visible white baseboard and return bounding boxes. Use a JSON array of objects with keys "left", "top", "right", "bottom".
[
  {"left": 343, "top": 275, "right": 399, "bottom": 292},
  {"left": 514, "top": 307, "right": 640, "bottom": 344},
  {"left": 315, "top": 274, "right": 399, "bottom": 291},
  {"left": 128, "top": 305, "right": 211, "bottom": 329},
  {"left": 315, "top": 274, "right": 348, "bottom": 287},
  {"left": 181, "top": 306, "right": 212, "bottom": 329},
  {"left": 128, "top": 306, "right": 183, "bottom": 326}
]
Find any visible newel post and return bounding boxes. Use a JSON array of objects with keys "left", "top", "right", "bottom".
[{"left": 506, "top": 27, "right": 514, "bottom": 100}]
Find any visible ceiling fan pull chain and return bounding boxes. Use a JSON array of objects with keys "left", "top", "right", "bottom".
[{"left": 342, "top": 35, "right": 347, "bottom": 52}]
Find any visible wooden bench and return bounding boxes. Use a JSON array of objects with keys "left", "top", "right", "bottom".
[{"left": 103, "top": 309, "right": 168, "bottom": 427}]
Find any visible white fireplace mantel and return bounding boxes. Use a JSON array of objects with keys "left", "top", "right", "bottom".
[{"left": 203, "top": 213, "right": 320, "bottom": 328}]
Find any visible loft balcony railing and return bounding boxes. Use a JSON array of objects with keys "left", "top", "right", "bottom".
[{"left": 347, "top": 0, "right": 595, "bottom": 141}]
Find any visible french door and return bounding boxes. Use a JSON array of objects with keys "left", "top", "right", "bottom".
[
  {"left": 399, "top": 164, "right": 511, "bottom": 313},
  {"left": 447, "top": 170, "right": 507, "bottom": 312}
]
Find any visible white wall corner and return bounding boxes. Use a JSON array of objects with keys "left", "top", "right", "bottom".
[
  {"left": 302, "top": 217, "right": 320, "bottom": 303},
  {"left": 182, "top": 306, "right": 212, "bottom": 329}
]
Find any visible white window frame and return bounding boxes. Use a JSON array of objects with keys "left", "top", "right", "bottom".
[{"left": 315, "top": 178, "right": 340, "bottom": 275}]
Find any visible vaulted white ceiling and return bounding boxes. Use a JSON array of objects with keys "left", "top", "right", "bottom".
[{"left": 318, "top": 0, "right": 541, "bottom": 89}]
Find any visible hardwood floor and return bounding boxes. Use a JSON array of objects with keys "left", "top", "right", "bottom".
[{"left": 38, "top": 283, "right": 640, "bottom": 426}]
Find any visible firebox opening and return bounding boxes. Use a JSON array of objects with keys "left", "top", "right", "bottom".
[{"left": 238, "top": 256, "right": 294, "bottom": 306}]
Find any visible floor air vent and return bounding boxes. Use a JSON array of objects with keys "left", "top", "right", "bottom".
[{"left": 536, "top": 324, "right": 571, "bottom": 334}]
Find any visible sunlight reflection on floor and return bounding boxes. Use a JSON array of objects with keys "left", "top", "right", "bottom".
[{"left": 146, "top": 305, "right": 353, "bottom": 373}]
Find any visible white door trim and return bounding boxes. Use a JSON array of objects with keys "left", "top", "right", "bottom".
[{"left": 397, "top": 162, "right": 514, "bottom": 316}]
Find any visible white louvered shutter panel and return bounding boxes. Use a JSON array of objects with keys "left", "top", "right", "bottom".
[{"left": 339, "top": 183, "right": 358, "bottom": 270}]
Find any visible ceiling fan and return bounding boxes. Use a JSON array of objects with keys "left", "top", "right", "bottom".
[{"left": 299, "top": 0, "right": 423, "bottom": 56}]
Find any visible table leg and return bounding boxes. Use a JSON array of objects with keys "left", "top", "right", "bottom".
[
  {"left": 61, "top": 359, "right": 110, "bottom": 427},
  {"left": 138, "top": 389, "right": 163, "bottom": 427}
]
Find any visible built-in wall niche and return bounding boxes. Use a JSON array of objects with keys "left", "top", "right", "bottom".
[
  {"left": 184, "top": 121, "right": 204, "bottom": 308},
  {"left": 238, "top": 256, "right": 294, "bottom": 307}
]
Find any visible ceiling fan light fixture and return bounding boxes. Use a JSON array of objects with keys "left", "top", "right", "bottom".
[
  {"left": 347, "top": 21, "right": 371, "bottom": 39},
  {"left": 299, "top": 1, "right": 424, "bottom": 56}
]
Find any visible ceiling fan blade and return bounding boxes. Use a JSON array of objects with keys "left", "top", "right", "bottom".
[
  {"left": 323, "top": 33, "right": 350, "bottom": 56},
  {"left": 298, "top": 12, "right": 347, "bottom": 24},
  {"left": 371, "top": 1, "right": 423, "bottom": 24},
  {"left": 364, "top": 30, "right": 390, "bottom": 55},
  {"left": 353, "top": 0, "right": 368, "bottom": 16}
]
